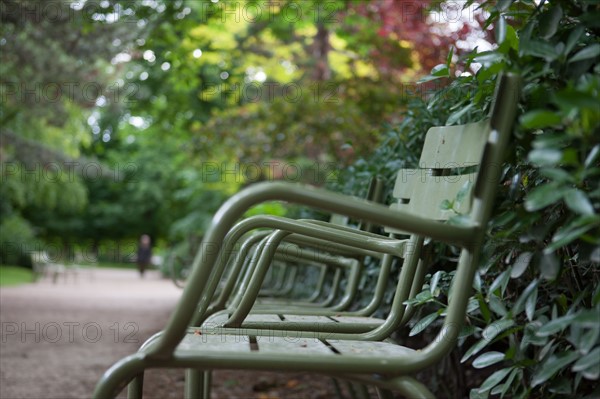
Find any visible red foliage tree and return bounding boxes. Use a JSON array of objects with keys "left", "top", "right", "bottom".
[{"left": 347, "top": 0, "right": 484, "bottom": 74}]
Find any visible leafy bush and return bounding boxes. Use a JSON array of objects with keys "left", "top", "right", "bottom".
[
  {"left": 337, "top": 0, "right": 599, "bottom": 397},
  {"left": 0, "top": 215, "right": 36, "bottom": 267}
]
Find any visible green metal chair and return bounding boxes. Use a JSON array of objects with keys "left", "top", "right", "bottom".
[
  {"left": 188, "top": 218, "right": 392, "bottom": 332},
  {"left": 93, "top": 73, "right": 520, "bottom": 399},
  {"left": 189, "top": 182, "right": 408, "bottom": 331},
  {"left": 191, "top": 178, "right": 389, "bottom": 324},
  {"left": 222, "top": 225, "right": 366, "bottom": 308},
  {"left": 256, "top": 178, "right": 385, "bottom": 300},
  {"left": 215, "top": 177, "right": 386, "bottom": 304}
]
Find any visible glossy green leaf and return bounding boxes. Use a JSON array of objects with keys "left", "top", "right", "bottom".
[
  {"left": 415, "top": 290, "right": 433, "bottom": 302},
  {"left": 478, "top": 367, "right": 513, "bottom": 392},
  {"left": 473, "top": 272, "right": 482, "bottom": 293},
  {"left": 539, "top": 5, "right": 563, "bottom": 39},
  {"left": 489, "top": 294, "right": 508, "bottom": 317},
  {"left": 469, "top": 388, "right": 488, "bottom": 399},
  {"left": 569, "top": 43, "right": 600, "bottom": 63},
  {"left": 513, "top": 279, "right": 538, "bottom": 317},
  {"left": 460, "top": 324, "right": 478, "bottom": 340},
  {"left": 482, "top": 318, "right": 515, "bottom": 342},
  {"left": 553, "top": 88, "right": 599, "bottom": 111},
  {"left": 539, "top": 167, "right": 575, "bottom": 183},
  {"left": 409, "top": 312, "right": 439, "bottom": 336},
  {"left": 564, "top": 26, "right": 584, "bottom": 56},
  {"left": 477, "top": 293, "right": 492, "bottom": 323},
  {"left": 564, "top": 189, "right": 595, "bottom": 215},
  {"left": 525, "top": 183, "right": 569, "bottom": 212},
  {"left": 431, "top": 64, "right": 450, "bottom": 77},
  {"left": 521, "top": 40, "right": 560, "bottom": 61},
  {"left": 531, "top": 351, "right": 579, "bottom": 387},
  {"left": 496, "top": 0, "right": 513, "bottom": 12},
  {"left": 418, "top": 74, "right": 444, "bottom": 83},
  {"left": 546, "top": 215, "right": 600, "bottom": 252},
  {"left": 522, "top": 322, "right": 550, "bottom": 349},
  {"left": 511, "top": 252, "right": 532, "bottom": 278},
  {"left": 473, "top": 51, "right": 504, "bottom": 64},
  {"left": 537, "top": 313, "right": 578, "bottom": 337},
  {"left": 492, "top": 210, "right": 517, "bottom": 228},
  {"left": 496, "top": 15, "right": 507, "bottom": 43},
  {"left": 526, "top": 285, "right": 538, "bottom": 322},
  {"left": 504, "top": 24, "right": 519, "bottom": 51},
  {"left": 528, "top": 148, "right": 563, "bottom": 167},
  {"left": 489, "top": 269, "right": 511, "bottom": 298},
  {"left": 473, "top": 351, "right": 506, "bottom": 369},
  {"left": 440, "top": 199, "right": 453, "bottom": 210},
  {"left": 446, "top": 46, "right": 454, "bottom": 67},
  {"left": 447, "top": 103, "right": 475, "bottom": 125},
  {"left": 456, "top": 180, "right": 472, "bottom": 204},
  {"left": 430, "top": 270, "right": 442, "bottom": 295},
  {"left": 584, "top": 145, "right": 600, "bottom": 169},
  {"left": 497, "top": 368, "right": 519, "bottom": 398},
  {"left": 540, "top": 252, "right": 560, "bottom": 281},
  {"left": 462, "top": 337, "right": 490, "bottom": 363},
  {"left": 520, "top": 110, "right": 562, "bottom": 129},
  {"left": 467, "top": 297, "right": 481, "bottom": 315},
  {"left": 577, "top": 328, "right": 600, "bottom": 354},
  {"left": 573, "top": 308, "right": 600, "bottom": 328},
  {"left": 572, "top": 347, "right": 600, "bottom": 377},
  {"left": 539, "top": 339, "right": 557, "bottom": 361}
]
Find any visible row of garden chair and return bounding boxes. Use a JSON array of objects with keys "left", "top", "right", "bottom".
[
  {"left": 172, "top": 180, "right": 385, "bottom": 340},
  {"left": 94, "top": 73, "right": 520, "bottom": 399},
  {"left": 255, "top": 191, "right": 384, "bottom": 304},
  {"left": 202, "top": 177, "right": 387, "bottom": 315}
]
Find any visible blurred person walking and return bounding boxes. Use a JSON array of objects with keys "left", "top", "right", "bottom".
[{"left": 136, "top": 234, "right": 152, "bottom": 278}]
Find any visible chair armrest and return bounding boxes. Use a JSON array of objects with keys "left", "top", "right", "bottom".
[{"left": 214, "top": 182, "right": 478, "bottom": 246}]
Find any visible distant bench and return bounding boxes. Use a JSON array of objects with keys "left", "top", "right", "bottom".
[{"left": 30, "top": 251, "right": 95, "bottom": 283}]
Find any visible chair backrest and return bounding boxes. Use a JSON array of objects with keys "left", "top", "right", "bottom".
[
  {"left": 363, "top": 73, "right": 520, "bottom": 343},
  {"left": 386, "top": 119, "right": 489, "bottom": 234}
]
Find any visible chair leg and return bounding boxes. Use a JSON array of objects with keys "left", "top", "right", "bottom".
[
  {"left": 346, "top": 380, "right": 358, "bottom": 399},
  {"left": 203, "top": 370, "right": 212, "bottom": 399},
  {"left": 389, "top": 376, "right": 435, "bottom": 399},
  {"left": 127, "top": 373, "right": 144, "bottom": 399},
  {"left": 352, "top": 381, "right": 371, "bottom": 399},
  {"left": 330, "top": 378, "right": 345, "bottom": 399},
  {"left": 184, "top": 369, "right": 205, "bottom": 399}
]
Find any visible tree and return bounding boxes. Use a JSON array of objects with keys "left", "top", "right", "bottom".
[{"left": 0, "top": 0, "right": 147, "bottom": 264}]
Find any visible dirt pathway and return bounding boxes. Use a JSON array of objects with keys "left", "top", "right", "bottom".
[{"left": 0, "top": 268, "right": 348, "bottom": 399}]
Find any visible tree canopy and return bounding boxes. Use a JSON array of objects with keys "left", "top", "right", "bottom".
[{"left": 1, "top": 0, "right": 477, "bottom": 259}]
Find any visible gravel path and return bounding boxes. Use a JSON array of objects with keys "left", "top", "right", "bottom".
[{"left": 0, "top": 268, "right": 347, "bottom": 399}]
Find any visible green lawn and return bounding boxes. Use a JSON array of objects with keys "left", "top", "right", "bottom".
[{"left": 0, "top": 266, "right": 35, "bottom": 286}]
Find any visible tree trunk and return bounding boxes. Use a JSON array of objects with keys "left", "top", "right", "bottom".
[{"left": 312, "top": 23, "right": 331, "bottom": 81}]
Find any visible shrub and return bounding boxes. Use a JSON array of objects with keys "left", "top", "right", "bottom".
[
  {"left": 337, "top": 0, "right": 599, "bottom": 397},
  {"left": 0, "top": 215, "right": 36, "bottom": 267}
]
